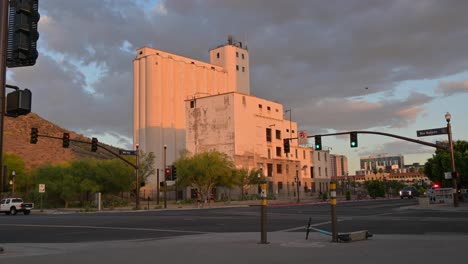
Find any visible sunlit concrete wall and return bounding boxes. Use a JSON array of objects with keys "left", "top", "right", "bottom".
[
  {"left": 134, "top": 47, "right": 233, "bottom": 185},
  {"left": 186, "top": 92, "right": 314, "bottom": 198}
]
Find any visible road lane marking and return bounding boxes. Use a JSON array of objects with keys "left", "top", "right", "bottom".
[
  {"left": 0, "top": 224, "right": 211, "bottom": 234},
  {"left": 275, "top": 219, "right": 345, "bottom": 232}
]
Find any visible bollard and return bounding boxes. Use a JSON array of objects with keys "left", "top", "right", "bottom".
[
  {"left": 330, "top": 183, "right": 338, "bottom": 242},
  {"left": 260, "top": 182, "right": 268, "bottom": 244}
]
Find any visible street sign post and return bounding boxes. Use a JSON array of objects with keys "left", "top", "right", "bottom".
[
  {"left": 298, "top": 130, "right": 308, "bottom": 145},
  {"left": 38, "top": 184, "right": 45, "bottom": 193},
  {"left": 417, "top": 127, "right": 447, "bottom": 137},
  {"left": 39, "top": 183, "right": 45, "bottom": 212}
]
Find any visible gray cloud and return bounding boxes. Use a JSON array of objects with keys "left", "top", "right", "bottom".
[
  {"left": 7, "top": 0, "right": 468, "bottom": 146},
  {"left": 293, "top": 92, "right": 433, "bottom": 133},
  {"left": 437, "top": 80, "right": 468, "bottom": 96},
  {"left": 358, "top": 140, "right": 435, "bottom": 157}
]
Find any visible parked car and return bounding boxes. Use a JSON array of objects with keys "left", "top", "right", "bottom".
[
  {"left": 399, "top": 186, "right": 419, "bottom": 199},
  {"left": 0, "top": 198, "right": 34, "bottom": 215}
]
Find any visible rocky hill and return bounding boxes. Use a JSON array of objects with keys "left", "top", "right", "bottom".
[{"left": 3, "top": 113, "right": 121, "bottom": 170}]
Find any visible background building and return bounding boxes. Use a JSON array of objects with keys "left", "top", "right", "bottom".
[
  {"left": 185, "top": 91, "right": 313, "bottom": 198},
  {"left": 133, "top": 37, "right": 250, "bottom": 185},
  {"left": 359, "top": 154, "right": 405, "bottom": 174},
  {"left": 311, "top": 149, "right": 332, "bottom": 193},
  {"left": 330, "top": 154, "right": 348, "bottom": 177}
]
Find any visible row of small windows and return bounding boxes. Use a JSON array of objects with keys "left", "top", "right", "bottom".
[
  {"left": 266, "top": 127, "right": 296, "bottom": 138},
  {"left": 236, "top": 65, "right": 246, "bottom": 72},
  {"left": 216, "top": 52, "right": 246, "bottom": 59},
  {"left": 258, "top": 104, "right": 280, "bottom": 113},
  {"left": 236, "top": 52, "right": 245, "bottom": 59}
]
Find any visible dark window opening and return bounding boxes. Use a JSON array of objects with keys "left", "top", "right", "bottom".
[
  {"left": 277, "top": 164, "right": 282, "bottom": 174},
  {"left": 190, "top": 100, "right": 196, "bottom": 108},
  {"left": 267, "top": 163, "right": 273, "bottom": 177},
  {"left": 266, "top": 128, "right": 272, "bottom": 142}
]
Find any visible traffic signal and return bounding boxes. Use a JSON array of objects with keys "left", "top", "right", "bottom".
[
  {"left": 165, "top": 167, "right": 171, "bottom": 180},
  {"left": 30, "top": 127, "right": 38, "bottom": 144},
  {"left": 62, "top": 133, "right": 70, "bottom": 148},
  {"left": 314, "top": 136, "right": 322, "bottom": 150},
  {"left": 350, "top": 132, "right": 358, "bottom": 148},
  {"left": 91, "top": 137, "right": 98, "bottom": 152},
  {"left": 7, "top": 0, "right": 40, "bottom": 67},
  {"left": 171, "top": 165, "right": 177, "bottom": 180},
  {"left": 283, "top": 139, "right": 290, "bottom": 154}
]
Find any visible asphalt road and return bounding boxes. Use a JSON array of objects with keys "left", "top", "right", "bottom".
[{"left": 1, "top": 199, "right": 467, "bottom": 243}]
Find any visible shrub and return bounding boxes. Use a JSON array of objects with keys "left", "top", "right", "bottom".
[
  {"left": 322, "top": 192, "right": 328, "bottom": 201},
  {"left": 346, "top": 191, "right": 351, "bottom": 200}
]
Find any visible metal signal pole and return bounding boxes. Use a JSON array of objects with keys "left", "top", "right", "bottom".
[{"left": 0, "top": 0, "right": 9, "bottom": 191}]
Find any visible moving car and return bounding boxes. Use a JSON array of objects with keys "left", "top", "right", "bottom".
[{"left": 399, "top": 186, "right": 419, "bottom": 199}]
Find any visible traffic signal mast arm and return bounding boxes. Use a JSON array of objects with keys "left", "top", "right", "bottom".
[
  {"left": 284, "top": 130, "right": 447, "bottom": 150},
  {"left": 34, "top": 133, "right": 137, "bottom": 169}
]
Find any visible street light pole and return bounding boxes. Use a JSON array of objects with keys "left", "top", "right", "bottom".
[
  {"left": 163, "top": 145, "right": 167, "bottom": 209},
  {"left": 295, "top": 165, "right": 300, "bottom": 203},
  {"left": 135, "top": 144, "right": 140, "bottom": 209},
  {"left": 0, "top": 0, "right": 9, "bottom": 191},
  {"left": 259, "top": 164, "right": 268, "bottom": 244},
  {"left": 445, "top": 112, "right": 458, "bottom": 207},
  {"left": 156, "top": 168, "right": 160, "bottom": 205}
]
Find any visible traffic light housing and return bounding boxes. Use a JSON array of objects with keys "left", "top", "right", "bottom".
[
  {"left": 314, "top": 136, "right": 322, "bottom": 150},
  {"left": 165, "top": 167, "right": 171, "bottom": 180},
  {"left": 350, "top": 132, "right": 358, "bottom": 148},
  {"left": 91, "top": 137, "right": 98, "bottom": 152},
  {"left": 62, "top": 133, "right": 70, "bottom": 148},
  {"left": 7, "top": 0, "right": 40, "bottom": 67},
  {"left": 30, "top": 127, "right": 38, "bottom": 144},
  {"left": 283, "top": 139, "right": 290, "bottom": 154},
  {"left": 171, "top": 165, "right": 177, "bottom": 180}
]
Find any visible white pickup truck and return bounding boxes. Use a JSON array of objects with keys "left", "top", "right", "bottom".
[{"left": 0, "top": 198, "right": 34, "bottom": 215}]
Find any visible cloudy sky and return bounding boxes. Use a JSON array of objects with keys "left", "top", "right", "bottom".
[{"left": 7, "top": 0, "right": 468, "bottom": 173}]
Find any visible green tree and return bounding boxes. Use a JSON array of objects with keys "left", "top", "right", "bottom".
[
  {"left": 232, "top": 168, "right": 261, "bottom": 200},
  {"left": 424, "top": 140, "right": 468, "bottom": 188},
  {"left": 138, "top": 151, "right": 156, "bottom": 185},
  {"left": 365, "top": 180, "right": 385, "bottom": 198},
  {"left": 174, "top": 150, "right": 235, "bottom": 202},
  {"left": 3, "top": 153, "right": 27, "bottom": 193},
  {"left": 31, "top": 163, "right": 76, "bottom": 208},
  {"left": 96, "top": 158, "right": 134, "bottom": 194}
]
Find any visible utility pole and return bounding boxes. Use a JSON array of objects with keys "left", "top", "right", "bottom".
[
  {"left": 156, "top": 168, "right": 160, "bottom": 205},
  {"left": 163, "top": 145, "right": 167, "bottom": 209},
  {"left": 0, "top": 0, "right": 9, "bottom": 190},
  {"left": 295, "top": 165, "right": 300, "bottom": 203},
  {"left": 445, "top": 112, "right": 458, "bottom": 207},
  {"left": 135, "top": 144, "right": 140, "bottom": 209}
]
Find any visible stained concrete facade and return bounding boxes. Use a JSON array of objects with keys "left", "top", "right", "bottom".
[
  {"left": 133, "top": 38, "right": 249, "bottom": 185},
  {"left": 185, "top": 92, "right": 314, "bottom": 197},
  {"left": 311, "top": 149, "right": 333, "bottom": 193},
  {"left": 330, "top": 154, "right": 349, "bottom": 177}
]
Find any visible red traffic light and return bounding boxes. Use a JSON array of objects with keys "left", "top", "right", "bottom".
[
  {"left": 165, "top": 169, "right": 171, "bottom": 174},
  {"left": 433, "top": 184, "right": 440, "bottom": 188}
]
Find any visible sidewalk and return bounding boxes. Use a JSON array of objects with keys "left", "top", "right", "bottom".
[
  {"left": 2, "top": 230, "right": 468, "bottom": 264},
  {"left": 31, "top": 196, "right": 468, "bottom": 214}
]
